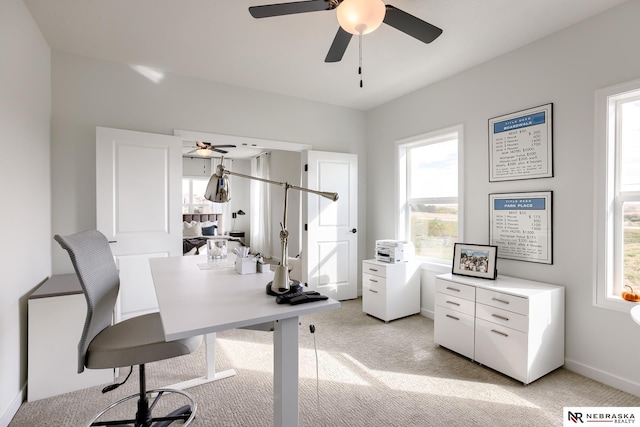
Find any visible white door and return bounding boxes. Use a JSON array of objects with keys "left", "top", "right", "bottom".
[
  {"left": 302, "top": 151, "right": 358, "bottom": 300},
  {"left": 96, "top": 127, "right": 183, "bottom": 320}
]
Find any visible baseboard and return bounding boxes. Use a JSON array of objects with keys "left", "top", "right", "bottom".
[
  {"left": 0, "top": 385, "right": 25, "bottom": 427},
  {"left": 420, "top": 308, "right": 434, "bottom": 320},
  {"left": 564, "top": 358, "right": 640, "bottom": 397}
]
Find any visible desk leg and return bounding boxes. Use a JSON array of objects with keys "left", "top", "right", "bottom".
[
  {"left": 163, "top": 333, "right": 236, "bottom": 390},
  {"left": 274, "top": 316, "right": 299, "bottom": 427}
]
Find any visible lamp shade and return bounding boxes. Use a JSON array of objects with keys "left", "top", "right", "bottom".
[
  {"left": 204, "top": 171, "right": 230, "bottom": 203},
  {"left": 336, "top": 0, "right": 386, "bottom": 35}
]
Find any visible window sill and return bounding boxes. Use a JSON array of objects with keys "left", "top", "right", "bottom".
[
  {"left": 594, "top": 294, "right": 639, "bottom": 313},
  {"left": 417, "top": 258, "right": 452, "bottom": 273}
]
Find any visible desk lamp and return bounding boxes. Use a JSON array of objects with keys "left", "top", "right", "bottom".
[{"left": 204, "top": 161, "right": 338, "bottom": 296}]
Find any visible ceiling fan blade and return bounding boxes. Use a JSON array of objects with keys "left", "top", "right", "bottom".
[
  {"left": 383, "top": 5, "right": 443, "bottom": 44},
  {"left": 249, "top": 0, "right": 332, "bottom": 18},
  {"left": 325, "top": 27, "right": 352, "bottom": 63},
  {"left": 209, "top": 144, "right": 236, "bottom": 149},
  {"left": 212, "top": 148, "right": 229, "bottom": 154},
  {"left": 195, "top": 141, "right": 210, "bottom": 148}
]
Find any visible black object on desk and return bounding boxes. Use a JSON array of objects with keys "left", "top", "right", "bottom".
[{"left": 275, "top": 291, "right": 329, "bottom": 305}]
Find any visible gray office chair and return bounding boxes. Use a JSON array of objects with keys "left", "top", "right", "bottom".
[{"left": 55, "top": 230, "right": 202, "bottom": 426}]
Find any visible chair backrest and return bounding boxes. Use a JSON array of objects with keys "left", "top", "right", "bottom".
[{"left": 54, "top": 230, "right": 120, "bottom": 373}]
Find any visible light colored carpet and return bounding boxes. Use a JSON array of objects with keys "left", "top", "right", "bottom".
[{"left": 10, "top": 298, "right": 640, "bottom": 426}]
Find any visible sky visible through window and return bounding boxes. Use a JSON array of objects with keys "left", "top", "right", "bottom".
[
  {"left": 410, "top": 139, "right": 458, "bottom": 199},
  {"left": 621, "top": 99, "right": 640, "bottom": 192}
]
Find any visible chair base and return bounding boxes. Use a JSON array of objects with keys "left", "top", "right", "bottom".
[{"left": 87, "top": 388, "right": 197, "bottom": 427}]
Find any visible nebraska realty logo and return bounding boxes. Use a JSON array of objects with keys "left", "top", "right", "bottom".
[{"left": 564, "top": 407, "right": 638, "bottom": 425}]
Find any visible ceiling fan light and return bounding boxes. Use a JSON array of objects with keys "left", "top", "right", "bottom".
[
  {"left": 196, "top": 148, "right": 212, "bottom": 156},
  {"left": 337, "top": 0, "right": 386, "bottom": 35}
]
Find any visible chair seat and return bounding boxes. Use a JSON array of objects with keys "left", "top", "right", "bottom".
[{"left": 86, "top": 312, "right": 201, "bottom": 370}]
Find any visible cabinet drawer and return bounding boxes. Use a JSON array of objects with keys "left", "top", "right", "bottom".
[
  {"left": 363, "top": 272, "right": 387, "bottom": 288},
  {"left": 434, "top": 306, "right": 475, "bottom": 359},
  {"left": 475, "top": 318, "right": 528, "bottom": 383},
  {"left": 476, "top": 303, "right": 528, "bottom": 333},
  {"left": 476, "top": 288, "right": 528, "bottom": 315},
  {"left": 435, "top": 292, "right": 475, "bottom": 317},
  {"left": 362, "top": 262, "right": 387, "bottom": 278},
  {"left": 362, "top": 281, "right": 387, "bottom": 319},
  {"left": 435, "top": 278, "right": 475, "bottom": 301}
]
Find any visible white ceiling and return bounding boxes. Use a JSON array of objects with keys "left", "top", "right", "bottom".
[{"left": 24, "top": 0, "right": 627, "bottom": 113}]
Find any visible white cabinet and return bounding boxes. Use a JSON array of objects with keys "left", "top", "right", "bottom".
[
  {"left": 362, "top": 259, "right": 420, "bottom": 322},
  {"left": 28, "top": 274, "right": 115, "bottom": 401},
  {"left": 434, "top": 280, "right": 476, "bottom": 359},
  {"left": 434, "top": 273, "right": 564, "bottom": 384}
]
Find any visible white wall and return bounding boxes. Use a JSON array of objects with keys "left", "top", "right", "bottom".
[
  {"left": 366, "top": 1, "right": 640, "bottom": 395},
  {"left": 228, "top": 158, "right": 251, "bottom": 239},
  {"left": 0, "top": 1, "right": 51, "bottom": 425},
  {"left": 50, "top": 50, "right": 366, "bottom": 274}
]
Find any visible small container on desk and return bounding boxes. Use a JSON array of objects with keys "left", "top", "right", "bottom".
[
  {"left": 235, "top": 256, "right": 257, "bottom": 274},
  {"left": 207, "top": 238, "right": 228, "bottom": 259}
]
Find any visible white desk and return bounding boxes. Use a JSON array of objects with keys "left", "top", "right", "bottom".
[
  {"left": 149, "top": 255, "right": 340, "bottom": 427},
  {"left": 631, "top": 305, "right": 640, "bottom": 326}
]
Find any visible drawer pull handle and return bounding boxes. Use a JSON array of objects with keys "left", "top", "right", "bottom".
[
  {"left": 369, "top": 289, "right": 378, "bottom": 294},
  {"left": 446, "top": 301, "right": 460, "bottom": 306},
  {"left": 446, "top": 287, "right": 461, "bottom": 292},
  {"left": 369, "top": 268, "right": 378, "bottom": 272},
  {"left": 445, "top": 314, "right": 460, "bottom": 321},
  {"left": 369, "top": 278, "right": 378, "bottom": 283},
  {"left": 491, "top": 297, "right": 510, "bottom": 305},
  {"left": 490, "top": 329, "right": 509, "bottom": 337},
  {"left": 491, "top": 314, "right": 509, "bottom": 321}
]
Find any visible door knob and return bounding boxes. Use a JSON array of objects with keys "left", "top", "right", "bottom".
[{"left": 350, "top": 228, "right": 357, "bottom": 233}]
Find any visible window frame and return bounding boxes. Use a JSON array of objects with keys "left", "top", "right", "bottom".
[
  {"left": 594, "top": 78, "right": 640, "bottom": 311},
  {"left": 395, "top": 124, "right": 465, "bottom": 265},
  {"left": 182, "top": 176, "right": 222, "bottom": 214}
]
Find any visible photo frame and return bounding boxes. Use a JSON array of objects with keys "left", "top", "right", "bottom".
[
  {"left": 489, "top": 103, "right": 553, "bottom": 182},
  {"left": 452, "top": 243, "right": 498, "bottom": 280},
  {"left": 489, "top": 191, "right": 553, "bottom": 264}
]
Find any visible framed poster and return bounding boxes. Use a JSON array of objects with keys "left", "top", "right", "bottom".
[
  {"left": 489, "top": 191, "right": 553, "bottom": 264},
  {"left": 452, "top": 243, "right": 498, "bottom": 280},
  {"left": 489, "top": 103, "right": 553, "bottom": 182}
]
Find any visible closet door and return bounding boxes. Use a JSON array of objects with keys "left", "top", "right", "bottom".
[
  {"left": 302, "top": 150, "right": 358, "bottom": 300},
  {"left": 96, "top": 126, "right": 183, "bottom": 319}
]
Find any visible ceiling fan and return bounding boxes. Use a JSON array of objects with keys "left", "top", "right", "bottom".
[
  {"left": 248, "top": 0, "right": 443, "bottom": 63},
  {"left": 186, "top": 141, "right": 237, "bottom": 156}
]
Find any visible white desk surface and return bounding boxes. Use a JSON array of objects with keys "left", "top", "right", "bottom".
[{"left": 150, "top": 255, "right": 341, "bottom": 341}]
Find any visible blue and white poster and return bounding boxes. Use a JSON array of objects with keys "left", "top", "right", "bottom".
[
  {"left": 489, "top": 191, "right": 553, "bottom": 264},
  {"left": 489, "top": 103, "right": 553, "bottom": 181}
]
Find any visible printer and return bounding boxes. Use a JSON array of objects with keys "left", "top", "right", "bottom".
[{"left": 375, "top": 240, "right": 414, "bottom": 263}]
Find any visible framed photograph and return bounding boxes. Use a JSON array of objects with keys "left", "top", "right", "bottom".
[
  {"left": 489, "top": 103, "right": 553, "bottom": 182},
  {"left": 489, "top": 191, "right": 553, "bottom": 264},
  {"left": 452, "top": 243, "right": 498, "bottom": 280}
]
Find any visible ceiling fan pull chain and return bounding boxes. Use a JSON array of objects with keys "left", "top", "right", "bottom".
[{"left": 358, "top": 33, "right": 363, "bottom": 88}]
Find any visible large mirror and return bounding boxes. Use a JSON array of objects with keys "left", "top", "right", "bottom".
[{"left": 177, "top": 129, "right": 310, "bottom": 261}]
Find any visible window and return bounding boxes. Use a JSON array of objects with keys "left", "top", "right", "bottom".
[
  {"left": 595, "top": 79, "right": 640, "bottom": 311},
  {"left": 397, "top": 125, "right": 463, "bottom": 263},
  {"left": 182, "top": 177, "right": 221, "bottom": 214}
]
